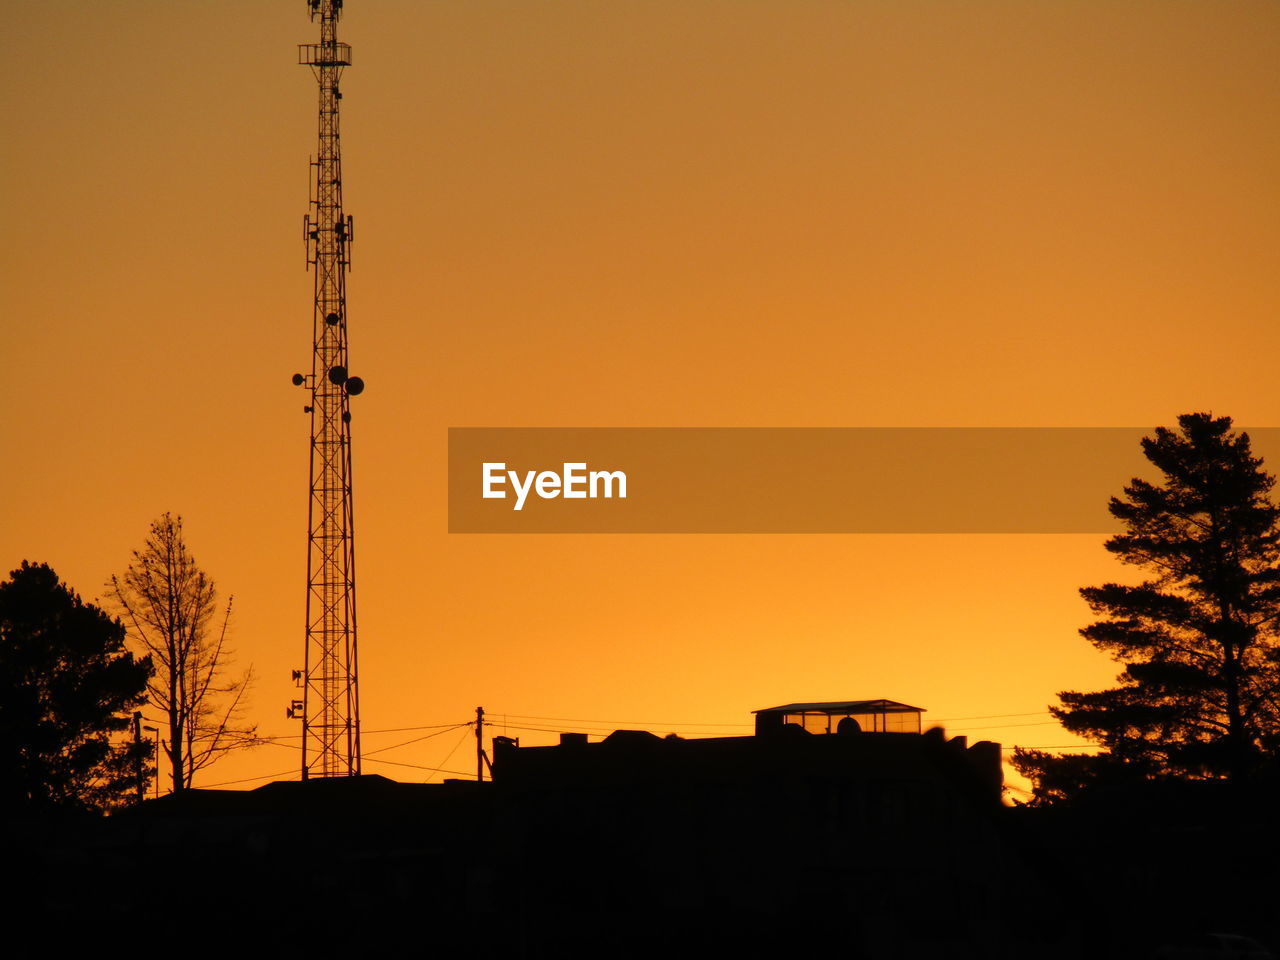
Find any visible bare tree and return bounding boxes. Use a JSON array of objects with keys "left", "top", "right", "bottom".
[{"left": 108, "top": 514, "right": 256, "bottom": 792}]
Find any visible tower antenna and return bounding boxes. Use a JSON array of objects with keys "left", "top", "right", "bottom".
[{"left": 289, "top": 0, "right": 363, "bottom": 778}]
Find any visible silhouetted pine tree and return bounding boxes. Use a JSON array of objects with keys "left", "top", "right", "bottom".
[
  {"left": 1014, "top": 413, "right": 1280, "bottom": 804},
  {"left": 0, "top": 562, "right": 153, "bottom": 813}
]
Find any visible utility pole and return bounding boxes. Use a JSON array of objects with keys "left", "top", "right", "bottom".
[
  {"left": 476, "top": 706, "right": 485, "bottom": 782},
  {"left": 133, "top": 711, "right": 145, "bottom": 804},
  {"left": 143, "top": 725, "right": 159, "bottom": 799},
  {"left": 289, "top": 0, "right": 365, "bottom": 779}
]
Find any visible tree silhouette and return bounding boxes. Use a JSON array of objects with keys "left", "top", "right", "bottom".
[
  {"left": 107, "top": 514, "right": 256, "bottom": 793},
  {"left": 0, "top": 561, "right": 153, "bottom": 813},
  {"left": 1014, "top": 413, "right": 1280, "bottom": 804}
]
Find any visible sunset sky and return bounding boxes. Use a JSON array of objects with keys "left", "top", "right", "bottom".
[{"left": 4, "top": 0, "right": 1280, "bottom": 795}]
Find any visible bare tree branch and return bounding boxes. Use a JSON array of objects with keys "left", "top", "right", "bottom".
[{"left": 106, "top": 514, "right": 258, "bottom": 793}]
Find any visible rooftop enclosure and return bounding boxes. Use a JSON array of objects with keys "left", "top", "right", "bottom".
[
  {"left": 753, "top": 698, "right": 924, "bottom": 736},
  {"left": 493, "top": 720, "right": 1003, "bottom": 808}
]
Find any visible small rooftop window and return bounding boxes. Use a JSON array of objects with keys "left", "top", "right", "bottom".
[{"left": 753, "top": 699, "right": 924, "bottom": 736}]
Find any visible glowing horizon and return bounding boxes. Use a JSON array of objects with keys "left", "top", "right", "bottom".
[{"left": 4, "top": 0, "right": 1280, "bottom": 797}]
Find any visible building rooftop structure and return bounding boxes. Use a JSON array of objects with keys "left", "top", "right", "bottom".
[
  {"left": 753, "top": 697, "right": 925, "bottom": 735},
  {"left": 494, "top": 696, "right": 999, "bottom": 807}
]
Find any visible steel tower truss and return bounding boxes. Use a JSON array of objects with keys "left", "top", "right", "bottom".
[{"left": 293, "top": 0, "right": 361, "bottom": 779}]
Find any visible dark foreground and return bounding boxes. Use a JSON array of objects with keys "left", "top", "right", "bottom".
[{"left": 6, "top": 728, "right": 1278, "bottom": 959}]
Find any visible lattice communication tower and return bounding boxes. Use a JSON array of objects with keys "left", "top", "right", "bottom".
[{"left": 288, "top": 0, "right": 364, "bottom": 778}]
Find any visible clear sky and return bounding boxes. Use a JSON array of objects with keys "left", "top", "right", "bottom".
[{"left": 3, "top": 0, "right": 1280, "bottom": 794}]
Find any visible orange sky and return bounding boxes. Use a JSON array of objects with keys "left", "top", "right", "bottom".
[{"left": 3, "top": 0, "right": 1280, "bottom": 795}]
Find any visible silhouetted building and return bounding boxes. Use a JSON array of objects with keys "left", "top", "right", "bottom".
[{"left": 487, "top": 700, "right": 1010, "bottom": 957}]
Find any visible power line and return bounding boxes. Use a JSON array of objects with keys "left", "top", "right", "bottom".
[
  {"left": 497, "top": 712, "right": 751, "bottom": 728},
  {"left": 362, "top": 722, "right": 468, "bottom": 735},
  {"left": 426, "top": 726, "right": 475, "bottom": 781},
  {"left": 199, "top": 768, "right": 299, "bottom": 788},
  {"left": 223, "top": 721, "right": 467, "bottom": 749},
  {"left": 252, "top": 724, "right": 473, "bottom": 759},
  {"left": 193, "top": 722, "right": 476, "bottom": 788},
  {"left": 348, "top": 728, "right": 478, "bottom": 781},
  {"left": 363, "top": 723, "right": 472, "bottom": 758},
  {"left": 161, "top": 710, "right": 1063, "bottom": 740},
  {"left": 360, "top": 756, "right": 473, "bottom": 777},
  {"left": 181, "top": 711, "right": 1063, "bottom": 750}
]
